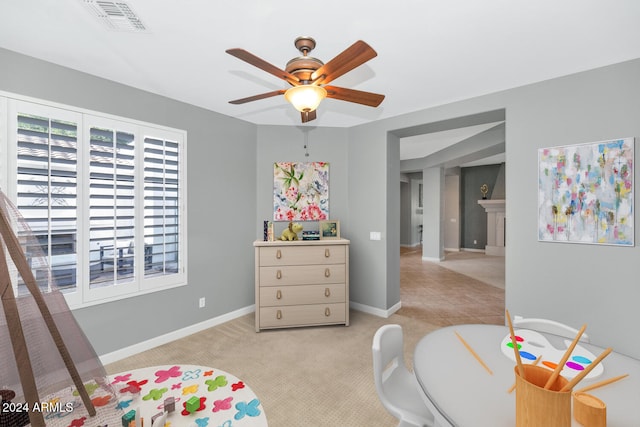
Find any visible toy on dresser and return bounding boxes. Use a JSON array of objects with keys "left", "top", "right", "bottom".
[{"left": 279, "top": 222, "right": 303, "bottom": 241}]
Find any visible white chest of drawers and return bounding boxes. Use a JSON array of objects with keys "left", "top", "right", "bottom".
[{"left": 253, "top": 239, "right": 350, "bottom": 332}]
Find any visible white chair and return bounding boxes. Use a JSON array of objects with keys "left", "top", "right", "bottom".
[
  {"left": 372, "top": 324, "right": 434, "bottom": 427},
  {"left": 513, "top": 315, "right": 590, "bottom": 343}
]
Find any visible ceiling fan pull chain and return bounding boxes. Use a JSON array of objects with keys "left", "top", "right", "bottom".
[{"left": 304, "top": 130, "right": 310, "bottom": 157}]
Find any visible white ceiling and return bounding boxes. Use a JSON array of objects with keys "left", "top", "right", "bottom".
[
  {"left": 2, "top": 1, "right": 639, "bottom": 130},
  {"left": 1, "top": 1, "right": 638, "bottom": 166}
]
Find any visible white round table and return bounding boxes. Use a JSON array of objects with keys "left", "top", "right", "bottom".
[{"left": 413, "top": 324, "right": 640, "bottom": 427}]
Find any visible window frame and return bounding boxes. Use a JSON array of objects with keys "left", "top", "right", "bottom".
[{"left": 1, "top": 91, "right": 188, "bottom": 309}]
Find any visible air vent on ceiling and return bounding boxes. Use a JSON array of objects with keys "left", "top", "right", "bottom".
[{"left": 82, "top": 0, "right": 148, "bottom": 32}]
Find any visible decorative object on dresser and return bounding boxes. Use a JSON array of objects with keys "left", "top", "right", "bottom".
[
  {"left": 302, "top": 230, "right": 320, "bottom": 240},
  {"left": 319, "top": 220, "right": 340, "bottom": 239},
  {"left": 263, "top": 220, "right": 270, "bottom": 241},
  {"left": 279, "top": 221, "right": 303, "bottom": 241},
  {"left": 253, "top": 239, "right": 349, "bottom": 332}
]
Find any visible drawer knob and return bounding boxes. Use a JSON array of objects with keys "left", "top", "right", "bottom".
[
  {"left": 325, "top": 268, "right": 330, "bottom": 278},
  {"left": 325, "top": 287, "right": 331, "bottom": 297},
  {"left": 325, "top": 307, "right": 331, "bottom": 317},
  {"left": 276, "top": 310, "right": 282, "bottom": 319},
  {"left": 325, "top": 248, "right": 330, "bottom": 258},
  {"left": 276, "top": 249, "right": 282, "bottom": 259},
  {"left": 276, "top": 269, "right": 282, "bottom": 279},
  {"left": 276, "top": 289, "right": 282, "bottom": 299}
]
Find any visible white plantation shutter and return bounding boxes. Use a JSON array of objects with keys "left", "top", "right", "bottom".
[
  {"left": 15, "top": 107, "right": 80, "bottom": 295},
  {"left": 144, "top": 135, "right": 180, "bottom": 277},
  {"left": 87, "top": 121, "right": 136, "bottom": 295},
  {"left": 4, "top": 96, "right": 186, "bottom": 307}
]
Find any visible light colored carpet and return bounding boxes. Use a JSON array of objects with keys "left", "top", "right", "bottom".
[
  {"left": 105, "top": 310, "right": 439, "bottom": 427},
  {"left": 104, "top": 249, "right": 504, "bottom": 427}
]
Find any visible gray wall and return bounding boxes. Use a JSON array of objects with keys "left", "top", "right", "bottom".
[
  {"left": 421, "top": 167, "right": 446, "bottom": 261},
  {"left": 346, "top": 124, "right": 400, "bottom": 311},
  {"left": 347, "top": 58, "right": 640, "bottom": 358},
  {"left": 461, "top": 164, "right": 502, "bottom": 250},
  {"left": 400, "top": 181, "right": 412, "bottom": 245},
  {"left": 0, "top": 48, "right": 257, "bottom": 355},
  {"left": 3, "top": 47, "right": 640, "bottom": 359},
  {"left": 444, "top": 174, "right": 460, "bottom": 251},
  {"left": 399, "top": 172, "right": 423, "bottom": 247},
  {"left": 255, "top": 125, "right": 349, "bottom": 238},
  {"left": 400, "top": 172, "right": 463, "bottom": 250}
]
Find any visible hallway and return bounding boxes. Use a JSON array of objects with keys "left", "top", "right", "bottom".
[{"left": 397, "top": 246, "right": 505, "bottom": 326}]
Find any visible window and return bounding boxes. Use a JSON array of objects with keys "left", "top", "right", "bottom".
[
  {"left": 14, "top": 105, "right": 80, "bottom": 296},
  {"left": 143, "top": 134, "right": 180, "bottom": 279},
  {"left": 2, "top": 95, "right": 187, "bottom": 308}
]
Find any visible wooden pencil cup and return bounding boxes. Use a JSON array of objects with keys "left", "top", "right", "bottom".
[
  {"left": 515, "top": 365, "right": 571, "bottom": 427},
  {"left": 573, "top": 392, "right": 606, "bottom": 427}
]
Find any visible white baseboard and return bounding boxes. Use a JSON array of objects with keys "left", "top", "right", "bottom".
[
  {"left": 461, "top": 248, "right": 485, "bottom": 253},
  {"left": 100, "top": 301, "right": 404, "bottom": 364},
  {"left": 422, "top": 255, "right": 445, "bottom": 262},
  {"left": 99, "top": 305, "right": 255, "bottom": 365},
  {"left": 350, "top": 301, "right": 401, "bottom": 318},
  {"left": 400, "top": 243, "right": 421, "bottom": 248}
]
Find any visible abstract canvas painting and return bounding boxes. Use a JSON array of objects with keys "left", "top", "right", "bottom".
[
  {"left": 274, "top": 162, "right": 329, "bottom": 221},
  {"left": 538, "top": 137, "right": 634, "bottom": 245}
]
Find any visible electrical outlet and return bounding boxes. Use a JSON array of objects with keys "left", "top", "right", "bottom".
[
  {"left": 473, "top": 240, "right": 477, "bottom": 245},
  {"left": 199, "top": 297, "right": 205, "bottom": 308}
]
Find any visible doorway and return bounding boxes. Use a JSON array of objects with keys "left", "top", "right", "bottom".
[{"left": 396, "top": 110, "right": 506, "bottom": 319}]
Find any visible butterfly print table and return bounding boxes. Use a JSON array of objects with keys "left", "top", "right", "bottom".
[{"left": 109, "top": 364, "right": 268, "bottom": 426}]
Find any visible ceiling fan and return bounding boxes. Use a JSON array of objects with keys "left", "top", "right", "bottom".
[{"left": 226, "top": 36, "right": 385, "bottom": 123}]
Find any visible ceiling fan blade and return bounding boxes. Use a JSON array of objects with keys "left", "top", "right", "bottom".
[
  {"left": 229, "top": 90, "right": 285, "bottom": 104},
  {"left": 301, "top": 110, "right": 317, "bottom": 123},
  {"left": 226, "top": 48, "right": 300, "bottom": 85},
  {"left": 310, "top": 40, "right": 377, "bottom": 85},
  {"left": 324, "top": 86, "right": 385, "bottom": 107}
]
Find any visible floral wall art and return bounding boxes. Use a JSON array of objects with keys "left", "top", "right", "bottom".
[
  {"left": 538, "top": 137, "right": 634, "bottom": 246},
  {"left": 274, "top": 162, "right": 329, "bottom": 221}
]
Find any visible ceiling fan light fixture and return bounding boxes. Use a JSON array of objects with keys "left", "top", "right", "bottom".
[
  {"left": 284, "top": 85, "right": 327, "bottom": 112},
  {"left": 226, "top": 37, "right": 383, "bottom": 123}
]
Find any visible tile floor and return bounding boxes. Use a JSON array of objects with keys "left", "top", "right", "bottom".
[{"left": 398, "top": 246, "right": 505, "bottom": 326}]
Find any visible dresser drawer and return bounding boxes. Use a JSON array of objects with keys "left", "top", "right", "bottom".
[
  {"left": 260, "top": 284, "right": 345, "bottom": 307},
  {"left": 259, "top": 303, "right": 346, "bottom": 328},
  {"left": 259, "top": 245, "right": 345, "bottom": 266},
  {"left": 259, "top": 264, "right": 345, "bottom": 286}
]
